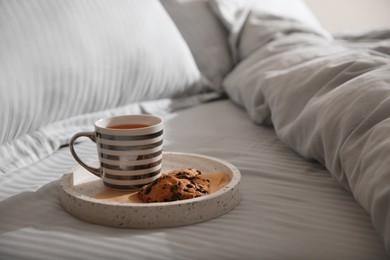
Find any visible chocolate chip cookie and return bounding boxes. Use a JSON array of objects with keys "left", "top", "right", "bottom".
[{"left": 138, "top": 168, "right": 211, "bottom": 203}]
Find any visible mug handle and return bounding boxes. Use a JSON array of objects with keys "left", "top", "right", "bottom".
[{"left": 69, "top": 132, "right": 101, "bottom": 177}]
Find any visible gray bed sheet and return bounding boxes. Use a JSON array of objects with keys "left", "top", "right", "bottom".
[{"left": 0, "top": 99, "right": 387, "bottom": 259}]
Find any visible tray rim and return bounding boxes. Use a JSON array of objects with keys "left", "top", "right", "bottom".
[{"left": 59, "top": 151, "right": 241, "bottom": 228}]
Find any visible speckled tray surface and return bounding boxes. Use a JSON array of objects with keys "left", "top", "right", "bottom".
[{"left": 59, "top": 152, "right": 241, "bottom": 228}]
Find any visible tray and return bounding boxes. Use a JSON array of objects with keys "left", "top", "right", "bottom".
[{"left": 59, "top": 152, "right": 241, "bottom": 228}]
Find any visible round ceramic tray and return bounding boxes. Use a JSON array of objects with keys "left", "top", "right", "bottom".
[{"left": 59, "top": 152, "right": 241, "bottom": 228}]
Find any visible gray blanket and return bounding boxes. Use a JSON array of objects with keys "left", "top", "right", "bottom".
[{"left": 211, "top": 0, "right": 390, "bottom": 254}]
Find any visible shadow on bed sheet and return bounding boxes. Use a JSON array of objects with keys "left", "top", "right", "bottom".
[
  {"left": 0, "top": 178, "right": 249, "bottom": 259},
  {"left": 1, "top": 176, "right": 387, "bottom": 259},
  {"left": 0, "top": 181, "right": 152, "bottom": 237}
]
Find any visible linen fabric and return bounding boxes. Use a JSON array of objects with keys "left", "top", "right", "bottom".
[
  {"left": 161, "top": 0, "right": 233, "bottom": 90},
  {"left": 0, "top": 99, "right": 387, "bottom": 259},
  {"left": 212, "top": 0, "right": 390, "bottom": 253},
  {"left": 0, "top": 0, "right": 208, "bottom": 147}
]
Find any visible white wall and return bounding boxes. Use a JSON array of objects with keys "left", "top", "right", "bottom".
[{"left": 304, "top": 0, "right": 390, "bottom": 32}]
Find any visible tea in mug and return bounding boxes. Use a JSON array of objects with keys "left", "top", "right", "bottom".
[{"left": 107, "top": 124, "right": 149, "bottom": 129}]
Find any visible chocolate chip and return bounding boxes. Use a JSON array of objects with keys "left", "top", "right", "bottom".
[
  {"left": 145, "top": 186, "right": 152, "bottom": 195},
  {"left": 170, "top": 185, "right": 178, "bottom": 192},
  {"left": 171, "top": 193, "right": 181, "bottom": 201}
]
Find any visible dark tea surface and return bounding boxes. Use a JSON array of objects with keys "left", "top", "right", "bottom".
[{"left": 107, "top": 124, "right": 149, "bottom": 129}]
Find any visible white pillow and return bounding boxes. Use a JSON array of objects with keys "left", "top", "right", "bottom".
[
  {"left": 161, "top": 0, "right": 233, "bottom": 90},
  {"left": 0, "top": 0, "right": 207, "bottom": 146},
  {"left": 210, "top": 0, "right": 331, "bottom": 62}
]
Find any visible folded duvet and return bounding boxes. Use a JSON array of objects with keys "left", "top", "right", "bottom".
[{"left": 211, "top": 0, "right": 390, "bottom": 254}]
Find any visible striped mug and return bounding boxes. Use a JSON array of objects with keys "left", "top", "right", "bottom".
[{"left": 69, "top": 114, "right": 163, "bottom": 190}]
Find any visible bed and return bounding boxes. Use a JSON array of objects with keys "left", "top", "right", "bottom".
[{"left": 1, "top": 0, "right": 390, "bottom": 259}]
